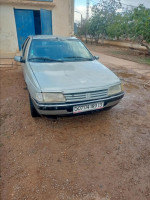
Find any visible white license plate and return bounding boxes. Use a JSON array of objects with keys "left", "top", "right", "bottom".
[{"left": 73, "top": 102, "right": 104, "bottom": 114}]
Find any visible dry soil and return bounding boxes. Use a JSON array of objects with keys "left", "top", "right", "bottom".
[{"left": 0, "top": 48, "right": 150, "bottom": 200}]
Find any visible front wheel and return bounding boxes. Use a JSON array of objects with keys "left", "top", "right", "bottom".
[{"left": 29, "top": 95, "right": 40, "bottom": 117}]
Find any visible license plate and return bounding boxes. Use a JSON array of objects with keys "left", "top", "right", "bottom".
[{"left": 73, "top": 102, "right": 104, "bottom": 114}]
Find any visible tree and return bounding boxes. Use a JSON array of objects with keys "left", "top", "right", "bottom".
[
  {"left": 76, "top": 1, "right": 150, "bottom": 54},
  {"left": 128, "top": 5, "right": 150, "bottom": 54},
  {"left": 91, "top": 0, "right": 122, "bottom": 43},
  {"left": 77, "top": 20, "right": 90, "bottom": 43},
  {"left": 88, "top": 15, "right": 104, "bottom": 44},
  {"left": 107, "top": 12, "right": 130, "bottom": 40}
]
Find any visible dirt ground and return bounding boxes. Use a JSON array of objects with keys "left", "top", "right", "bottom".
[
  {"left": 86, "top": 43, "right": 150, "bottom": 65},
  {"left": 0, "top": 47, "right": 150, "bottom": 200}
]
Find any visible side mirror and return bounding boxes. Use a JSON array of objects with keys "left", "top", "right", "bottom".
[
  {"left": 94, "top": 56, "right": 99, "bottom": 60},
  {"left": 14, "top": 56, "right": 25, "bottom": 63}
]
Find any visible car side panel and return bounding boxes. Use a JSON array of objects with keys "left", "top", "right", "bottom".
[
  {"left": 24, "top": 62, "right": 41, "bottom": 98},
  {"left": 21, "top": 37, "right": 41, "bottom": 99}
]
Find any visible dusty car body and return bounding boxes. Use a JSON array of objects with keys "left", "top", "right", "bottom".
[{"left": 14, "top": 35, "right": 124, "bottom": 117}]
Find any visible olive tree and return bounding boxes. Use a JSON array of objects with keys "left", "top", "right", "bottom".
[
  {"left": 76, "top": 20, "right": 90, "bottom": 43},
  {"left": 91, "top": 0, "right": 122, "bottom": 43},
  {"left": 129, "top": 5, "right": 150, "bottom": 54},
  {"left": 107, "top": 4, "right": 150, "bottom": 53}
]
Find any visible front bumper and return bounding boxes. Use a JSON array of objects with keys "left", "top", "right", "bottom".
[{"left": 32, "top": 92, "right": 124, "bottom": 116}]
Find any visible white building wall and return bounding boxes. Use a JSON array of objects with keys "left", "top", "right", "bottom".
[
  {"left": 0, "top": 5, "right": 18, "bottom": 56},
  {"left": 0, "top": 0, "right": 74, "bottom": 57},
  {"left": 53, "top": 0, "right": 74, "bottom": 37}
]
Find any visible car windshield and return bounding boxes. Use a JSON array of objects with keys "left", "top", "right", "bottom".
[{"left": 28, "top": 39, "right": 94, "bottom": 62}]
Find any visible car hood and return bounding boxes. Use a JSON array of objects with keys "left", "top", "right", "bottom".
[{"left": 29, "top": 60, "right": 120, "bottom": 93}]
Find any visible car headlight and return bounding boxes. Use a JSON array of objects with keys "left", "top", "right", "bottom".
[
  {"left": 36, "top": 93, "right": 66, "bottom": 103},
  {"left": 36, "top": 93, "right": 44, "bottom": 102},
  {"left": 108, "top": 84, "right": 122, "bottom": 96},
  {"left": 43, "top": 93, "right": 66, "bottom": 103}
]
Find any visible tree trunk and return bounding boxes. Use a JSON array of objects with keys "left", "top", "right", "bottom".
[
  {"left": 141, "top": 42, "right": 150, "bottom": 55},
  {"left": 85, "top": 35, "right": 88, "bottom": 43},
  {"left": 101, "top": 34, "right": 105, "bottom": 45},
  {"left": 95, "top": 39, "right": 99, "bottom": 45},
  {"left": 89, "top": 36, "right": 93, "bottom": 44},
  {"left": 101, "top": 37, "right": 104, "bottom": 45}
]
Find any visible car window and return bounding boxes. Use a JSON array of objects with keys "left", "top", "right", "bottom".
[{"left": 28, "top": 39, "right": 94, "bottom": 62}]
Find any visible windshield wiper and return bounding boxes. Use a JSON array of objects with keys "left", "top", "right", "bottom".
[
  {"left": 64, "top": 56, "right": 93, "bottom": 60},
  {"left": 28, "top": 57, "right": 63, "bottom": 62}
]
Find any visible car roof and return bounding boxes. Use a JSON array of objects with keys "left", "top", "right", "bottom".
[{"left": 30, "top": 35, "right": 77, "bottom": 40}]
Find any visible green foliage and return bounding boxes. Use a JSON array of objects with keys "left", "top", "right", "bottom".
[
  {"left": 77, "top": 20, "right": 89, "bottom": 37},
  {"left": 76, "top": 0, "right": 150, "bottom": 53},
  {"left": 129, "top": 5, "right": 150, "bottom": 44},
  {"left": 90, "top": 0, "right": 122, "bottom": 43},
  {"left": 107, "top": 12, "right": 131, "bottom": 39}
]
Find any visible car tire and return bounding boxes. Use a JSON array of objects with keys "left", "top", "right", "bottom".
[{"left": 29, "top": 95, "right": 40, "bottom": 117}]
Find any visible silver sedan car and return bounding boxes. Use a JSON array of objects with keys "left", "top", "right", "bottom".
[{"left": 14, "top": 35, "right": 124, "bottom": 117}]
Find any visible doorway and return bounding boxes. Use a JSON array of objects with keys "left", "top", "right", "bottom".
[{"left": 14, "top": 9, "right": 52, "bottom": 50}]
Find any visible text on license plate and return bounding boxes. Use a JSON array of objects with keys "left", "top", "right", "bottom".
[{"left": 73, "top": 102, "right": 104, "bottom": 114}]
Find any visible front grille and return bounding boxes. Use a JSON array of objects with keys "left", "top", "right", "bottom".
[{"left": 65, "top": 89, "right": 108, "bottom": 102}]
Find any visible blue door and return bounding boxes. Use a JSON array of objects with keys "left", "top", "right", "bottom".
[
  {"left": 40, "top": 9, "right": 52, "bottom": 35},
  {"left": 14, "top": 9, "right": 35, "bottom": 50}
]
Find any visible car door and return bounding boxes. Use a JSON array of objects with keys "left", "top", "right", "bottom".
[
  {"left": 22, "top": 37, "right": 31, "bottom": 84},
  {"left": 23, "top": 38, "right": 41, "bottom": 98}
]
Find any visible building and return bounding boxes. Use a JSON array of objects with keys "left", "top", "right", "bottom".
[{"left": 0, "top": 0, "right": 74, "bottom": 57}]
